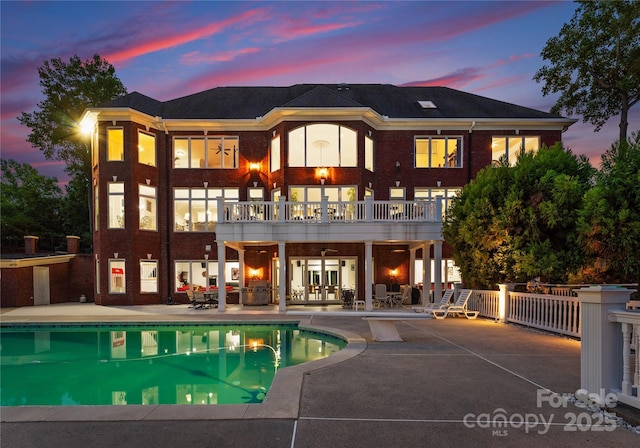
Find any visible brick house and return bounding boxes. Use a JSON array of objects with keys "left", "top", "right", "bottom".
[{"left": 80, "top": 83, "right": 574, "bottom": 310}]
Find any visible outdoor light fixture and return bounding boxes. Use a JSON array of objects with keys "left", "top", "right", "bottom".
[
  {"left": 249, "top": 162, "right": 260, "bottom": 172},
  {"left": 318, "top": 167, "right": 328, "bottom": 184},
  {"left": 390, "top": 269, "right": 398, "bottom": 277}
]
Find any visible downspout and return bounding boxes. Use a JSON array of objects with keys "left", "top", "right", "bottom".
[
  {"left": 157, "top": 116, "right": 173, "bottom": 304},
  {"left": 467, "top": 121, "right": 475, "bottom": 180}
]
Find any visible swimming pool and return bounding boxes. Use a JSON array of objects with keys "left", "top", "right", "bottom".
[{"left": 0, "top": 322, "right": 346, "bottom": 406}]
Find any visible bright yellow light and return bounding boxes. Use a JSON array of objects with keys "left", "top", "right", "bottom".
[{"left": 249, "top": 162, "right": 260, "bottom": 171}]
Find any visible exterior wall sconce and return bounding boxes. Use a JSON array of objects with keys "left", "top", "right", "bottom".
[
  {"left": 318, "top": 167, "right": 328, "bottom": 184},
  {"left": 395, "top": 161, "right": 400, "bottom": 169},
  {"left": 395, "top": 180, "right": 400, "bottom": 187},
  {"left": 249, "top": 162, "right": 260, "bottom": 172},
  {"left": 436, "top": 180, "right": 441, "bottom": 187},
  {"left": 203, "top": 181, "right": 208, "bottom": 188},
  {"left": 204, "top": 254, "right": 209, "bottom": 260},
  {"left": 249, "top": 268, "right": 261, "bottom": 279}
]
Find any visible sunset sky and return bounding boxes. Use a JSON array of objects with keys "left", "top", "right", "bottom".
[{"left": 2, "top": 0, "right": 636, "bottom": 184}]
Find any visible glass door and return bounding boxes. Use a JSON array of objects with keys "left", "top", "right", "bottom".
[{"left": 289, "top": 257, "right": 357, "bottom": 305}]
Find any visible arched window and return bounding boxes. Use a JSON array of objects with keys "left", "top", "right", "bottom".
[{"left": 288, "top": 124, "right": 357, "bottom": 167}]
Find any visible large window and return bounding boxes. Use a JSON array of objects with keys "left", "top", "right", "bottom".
[
  {"left": 109, "top": 259, "right": 126, "bottom": 293},
  {"left": 138, "top": 131, "right": 156, "bottom": 166},
  {"left": 415, "top": 187, "right": 460, "bottom": 211},
  {"left": 107, "top": 127, "right": 124, "bottom": 161},
  {"left": 270, "top": 135, "right": 280, "bottom": 172},
  {"left": 288, "top": 124, "right": 357, "bottom": 167},
  {"left": 108, "top": 182, "right": 125, "bottom": 229},
  {"left": 365, "top": 135, "right": 374, "bottom": 171},
  {"left": 173, "top": 136, "right": 239, "bottom": 169},
  {"left": 140, "top": 260, "right": 158, "bottom": 293},
  {"left": 174, "top": 187, "right": 239, "bottom": 232},
  {"left": 415, "top": 136, "right": 462, "bottom": 168},
  {"left": 492, "top": 136, "right": 540, "bottom": 166},
  {"left": 139, "top": 185, "right": 157, "bottom": 231},
  {"left": 175, "top": 260, "right": 240, "bottom": 292}
]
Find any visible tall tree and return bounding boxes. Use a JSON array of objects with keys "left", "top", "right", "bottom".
[
  {"left": 1, "top": 159, "right": 63, "bottom": 251},
  {"left": 576, "top": 133, "right": 640, "bottom": 284},
  {"left": 534, "top": 0, "right": 640, "bottom": 144},
  {"left": 18, "top": 54, "right": 127, "bottom": 243},
  {"left": 443, "top": 143, "right": 595, "bottom": 289}
]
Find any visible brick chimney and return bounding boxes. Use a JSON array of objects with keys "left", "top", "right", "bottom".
[
  {"left": 24, "top": 235, "right": 39, "bottom": 255},
  {"left": 66, "top": 235, "right": 80, "bottom": 254}
]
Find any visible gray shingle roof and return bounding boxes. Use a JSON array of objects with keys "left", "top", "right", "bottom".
[{"left": 102, "top": 84, "right": 564, "bottom": 120}]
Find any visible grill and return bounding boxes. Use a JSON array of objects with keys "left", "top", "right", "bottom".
[{"left": 244, "top": 280, "right": 270, "bottom": 305}]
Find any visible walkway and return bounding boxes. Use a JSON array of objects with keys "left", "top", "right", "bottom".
[{"left": 1, "top": 303, "right": 639, "bottom": 447}]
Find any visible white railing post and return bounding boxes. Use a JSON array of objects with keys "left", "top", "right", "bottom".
[
  {"left": 278, "top": 196, "right": 285, "bottom": 222},
  {"left": 217, "top": 197, "right": 225, "bottom": 222},
  {"left": 498, "top": 283, "right": 515, "bottom": 324},
  {"left": 364, "top": 196, "right": 373, "bottom": 222},
  {"left": 576, "top": 286, "right": 633, "bottom": 402},
  {"left": 321, "top": 195, "right": 329, "bottom": 223}
]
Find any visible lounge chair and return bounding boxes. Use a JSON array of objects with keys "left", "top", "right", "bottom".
[
  {"left": 412, "top": 289, "right": 453, "bottom": 313},
  {"left": 432, "top": 289, "right": 478, "bottom": 319},
  {"left": 391, "top": 284, "right": 412, "bottom": 307}
]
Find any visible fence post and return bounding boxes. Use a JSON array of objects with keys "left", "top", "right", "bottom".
[
  {"left": 576, "top": 286, "right": 633, "bottom": 403},
  {"left": 497, "top": 283, "right": 515, "bottom": 323}
]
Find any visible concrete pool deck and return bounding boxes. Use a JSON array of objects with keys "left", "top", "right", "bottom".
[{"left": 1, "top": 302, "right": 639, "bottom": 447}]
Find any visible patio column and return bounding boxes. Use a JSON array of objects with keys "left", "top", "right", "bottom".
[
  {"left": 364, "top": 241, "right": 373, "bottom": 311},
  {"left": 433, "top": 241, "right": 442, "bottom": 305},
  {"left": 409, "top": 248, "right": 416, "bottom": 287},
  {"left": 422, "top": 242, "right": 431, "bottom": 305},
  {"left": 217, "top": 241, "right": 226, "bottom": 312},
  {"left": 576, "top": 286, "right": 632, "bottom": 401},
  {"left": 278, "top": 242, "right": 286, "bottom": 313}
]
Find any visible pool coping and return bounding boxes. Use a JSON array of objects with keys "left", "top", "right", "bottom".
[{"left": 0, "top": 319, "right": 367, "bottom": 422}]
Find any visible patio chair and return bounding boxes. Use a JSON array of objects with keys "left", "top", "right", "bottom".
[
  {"left": 391, "top": 285, "right": 412, "bottom": 307},
  {"left": 412, "top": 289, "right": 453, "bottom": 313},
  {"left": 432, "top": 289, "right": 478, "bottom": 319},
  {"left": 373, "top": 283, "right": 389, "bottom": 308}
]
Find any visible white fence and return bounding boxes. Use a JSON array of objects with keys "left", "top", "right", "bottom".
[{"left": 469, "top": 285, "right": 639, "bottom": 409}]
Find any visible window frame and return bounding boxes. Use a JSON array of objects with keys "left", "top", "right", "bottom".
[
  {"left": 287, "top": 124, "right": 358, "bottom": 168},
  {"left": 137, "top": 130, "right": 156, "bottom": 167},
  {"left": 173, "top": 136, "right": 239, "bottom": 169},
  {"left": 107, "top": 127, "right": 124, "bottom": 162},
  {"left": 414, "top": 136, "right": 463, "bottom": 168}
]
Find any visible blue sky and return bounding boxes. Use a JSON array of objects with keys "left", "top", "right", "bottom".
[{"left": 2, "top": 0, "right": 635, "bottom": 184}]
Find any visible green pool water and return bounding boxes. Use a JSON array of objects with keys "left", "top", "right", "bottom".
[{"left": 0, "top": 323, "right": 345, "bottom": 406}]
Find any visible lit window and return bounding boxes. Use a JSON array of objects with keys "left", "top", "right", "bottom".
[
  {"left": 107, "top": 128, "right": 124, "bottom": 161},
  {"left": 139, "top": 185, "right": 157, "bottom": 231},
  {"left": 288, "top": 124, "right": 357, "bottom": 167},
  {"left": 415, "top": 137, "right": 462, "bottom": 168},
  {"left": 173, "top": 136, "right": 239, "bottom": 169},
  {"left": 109, "top": 259, "right": 126, "bottom": 294},
  {"left": 140, "top": 260, "right": 158, "bottom": 293},
  {"left": 108, "top": 182, "right": 125, "bottom": 229},
  {"left": 270, "top": 135, "right": 280, "bottom": 172},
  {"left": 491, "top": 136, "right": 540, "bottom": 166},
  {"left": 138, "top": 131, "right": 156, "bottom": 166},
  {"left": 174, "top": 187, "right": 239, "bottom": 232},
  {"left": 365, "top": 136, "right": 374, "bottom": 172}
]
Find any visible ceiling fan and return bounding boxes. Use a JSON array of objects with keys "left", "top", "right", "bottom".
[{"left": 320, "top": 248, "right": 338, "bottom": 256}]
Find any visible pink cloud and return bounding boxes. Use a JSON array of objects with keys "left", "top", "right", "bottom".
[
  {"left": 104, "top": 8, "right": 269, "bottom": 64},
  {"left": 181, "top": 47, "right": 261, "bottom": 65}
]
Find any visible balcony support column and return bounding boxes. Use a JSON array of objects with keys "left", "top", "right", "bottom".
[
  {"left": 433, "top": 241, "right": 442, "bottom": 305},
  {"left": 364, "top": 241, "right": 373, "bottom": 311},
  {"left": 217, "top": 241, "right": 226, "bottom": 312},
  {"left": 278, "top": 241, "right": 287, "bottom": 313},
  {"left": 422, "top": 242, "right": 432, "bottom": 305}
]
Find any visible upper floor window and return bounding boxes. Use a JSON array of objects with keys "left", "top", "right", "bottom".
[
  {"left": 138, "top": 131, "right": 156, "bottom": 166},
  {"left": 174, "top": 136, "right": 239, "bottom": 169},
  {"left": 107, "top": 127, "right": 124, "bottom": 161},
  {"left": 108, "top": 182, "right": 125, "bottom": 228},
  {"left": 288, "top": 124, "right": 357, "bottom": 167},
  {"left": 174, "top": 187, "right": 239, "bottom": 232},
  {"left": 270, "top": 135, "right": 280, "bottom": 172},
  {"left": 365, "top": 135, "right": 374, "bottom": 172},
  {"left": 415, "top": 187, "right": 460, "bottom": 211},
  {"left": 139, "top": 185, "right": 157, "bottom": 231},
  {"left": 415, "top": 136, "right": 462, "bottom": 168},
  {"left": 491, "top": 136, "right": 540, "bottom": 166}
]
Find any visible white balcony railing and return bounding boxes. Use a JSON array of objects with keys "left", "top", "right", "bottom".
[
  {"left": 608, "top": 310, "right": 640, "bottom": 409},
  {"left": 217, "top": 196, "right": 443, "bottom": 224}
]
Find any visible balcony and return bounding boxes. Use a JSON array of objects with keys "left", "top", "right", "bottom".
[{"left": 214, "top": 197, "right": 445, "bottom": 244}]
